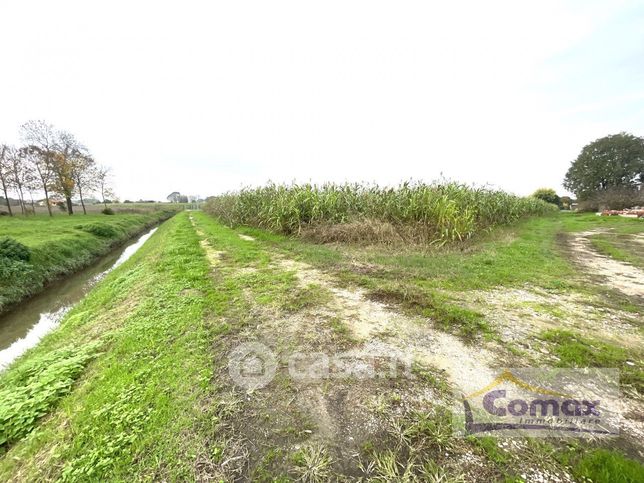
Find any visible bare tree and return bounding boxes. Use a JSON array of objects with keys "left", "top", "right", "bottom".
[
  {"left": 20, "top": 146, "right": 54, "bottom": 216},
  {"left": 0, "top": 144, "right": 13, "bottom": 215},
  {"left": 19, "top": 146, "right": 53, "bottom": 216},
  {"left": 95, "top": 165, "right": 115, "bottom": 209},
  {"left": 24, "top": 170, "right": 41, "bottom": 214},
  {"left": 6, "top": 146, "right": 29, "bottom": 215},
  {"left": 20, "top": 120, "right": 56, "bottom": 152},
  {"left": 20, "top": 121, "right": 58, "bottom": 216},
  {"left": 71, "top": 152, "right": 96, "bottom": 215}
]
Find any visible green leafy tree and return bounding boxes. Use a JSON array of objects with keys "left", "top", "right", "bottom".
[
  {"left": 51, "top": 130, "right": 83, "bottom": 215},
  {"left": 564, "top": 133, "right": 644, "bottom": 201},
  {"left": 532, "top": 188, "right": 560, "bottom": 207}
]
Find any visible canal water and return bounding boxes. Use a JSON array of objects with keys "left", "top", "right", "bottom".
[{"left": 0, "top": 227, "right": 158, "bottom": 370}]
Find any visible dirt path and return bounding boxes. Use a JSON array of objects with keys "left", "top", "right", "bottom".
[
  {"left": 569, "top": 230, "right": 644, "bottom": 298},
  {"left": 276, "top": 258, "right": 499, "bottom": 397},
  {"left": 188, "top": 217, "right": 643, "bottom": 478},
  {"left": 190, "top": 220, "right": 511, "bottom": 479},
  {"left": 277, "top": 257, "right": 643, "bottom": 443}
]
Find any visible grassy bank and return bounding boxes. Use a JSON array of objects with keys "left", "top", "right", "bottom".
[
  {"left": 1, "top": 212, "right": 641, "bottom": 481},
  {"left": 0, "top": 211, "right": 313, "bottom": 480},
  {"left": 0, "top": 213, "right": 218, "bottom": 480},
  {"left": 0, "top": 210, "right": 178, "bottom": 314},
  {"left": 204, "top": 181, "right": 557, "bottom": 244}
]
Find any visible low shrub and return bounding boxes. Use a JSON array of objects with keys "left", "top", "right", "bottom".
[
  {"left": 0, "top": 237, "right": 31, "bottom": 262},
  {"left": 79, "top": 223, "right": 119, "bottom": 238},
  {"left": 531, "top": 188, "right": 561, "bottom": 207},
  {"left": 101, "top": 208, "right": 115, "bottom": 215},
  {"left": 0, "top": 258, "right": 32, "bottom": 280}
]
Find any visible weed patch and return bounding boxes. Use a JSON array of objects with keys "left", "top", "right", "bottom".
[
  {"left": 0, "top": 237, "right": 30, "bottom": 261},
  {"left": 0, "top": 341, "right": 102, "bottom": 448},
  {"left": 562, "top": 447, "right": 644, "bottom": 483}
]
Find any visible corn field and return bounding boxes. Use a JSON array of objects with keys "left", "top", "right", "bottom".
[{"left": 204, "top": 181, "right": 557, "bottom": 243}]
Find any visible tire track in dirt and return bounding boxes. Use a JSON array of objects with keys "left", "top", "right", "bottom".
[
  {"left": 189, "top": 214, "right": 225, "bottom": 266},
  {"left": 276, "top": 256, "right": 644, "bottom": 455},
  {"left": 275, "top": 258, "right": 498, "bottom": 398},
  {"left": 569, "top": 230, "right": 644, "bottom": 298}
]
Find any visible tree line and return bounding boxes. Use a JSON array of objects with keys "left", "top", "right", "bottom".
[
  {"left": 531, "top": 132, "right": 643, "bottom": 211},
  {"left": 0, "top": 121, "right": 114, "bottom": 216}
]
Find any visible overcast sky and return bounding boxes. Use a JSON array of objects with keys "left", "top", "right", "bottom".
[{"left": 1, "top": 1, "right": 643, "bottom": 201}]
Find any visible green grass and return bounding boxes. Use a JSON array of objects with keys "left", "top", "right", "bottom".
[
  {"left": 0, "top": 210, "right": 176, "bottom": 313},
  {"left": 540, "top": 329, "right": 643, "bottom": 393},
  {"left": 564, "top": 448, "right": 644, "bottom": 483},
  {"left": 180, "top": 212, "right": 644, "bottom": 479},
  {"left": 364, "top": 213, "right": 642, "bottom": 292},
  {"left": 234, "top": 214, "right": 587, "bottom": 340},
  {"left": 467, "top": 436, "right": 510, "bottom": 465},
  {"left": 0, "top": 214, "right": 222, "bottom": 480},
  {"left": 240, "top": 213, "right": 576, "bottom": 292},
  {"left": 0, "top": 212, "right": 338, "bottom": 480},
  {"left": 366, "top": 284, "right": 492, "bottom": 340},
  {"left": 219, "top": 213, "right": 644, "bottom": 343},
  {"left": 589, "top": 233, "right": 644, "bottom": 269},
  {"left": 283, "top": 283, "right": 334, "bottom": 312},
  {"left": 2, "top": 210, "right": 643, "bottom": 480},
  {"left": 291, "top": 445, "right": 334, "bottom": 482}
]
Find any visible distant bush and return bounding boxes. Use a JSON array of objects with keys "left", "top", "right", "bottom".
[
  {"left": 101, "top": 208, "right": 115, "bottom": 215},
  {"left": 79, "top": 223, "right": 119, "bottom": 238},
  {"left": 205, "top": 181, "right": 558, "bottom": 244},
  {"left": 0, "top": 237, "right": 31, "bottom": 262},
  {"left": 0, "top": 211, "right": 10, "bottom": 216},
  {"left": 532, "top": 188, "right": 561, "bottom": 207}
]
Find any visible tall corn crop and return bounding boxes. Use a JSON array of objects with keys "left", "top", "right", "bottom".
[{"left": 204, "top": 181, "right": 557, "bottom": 243}]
